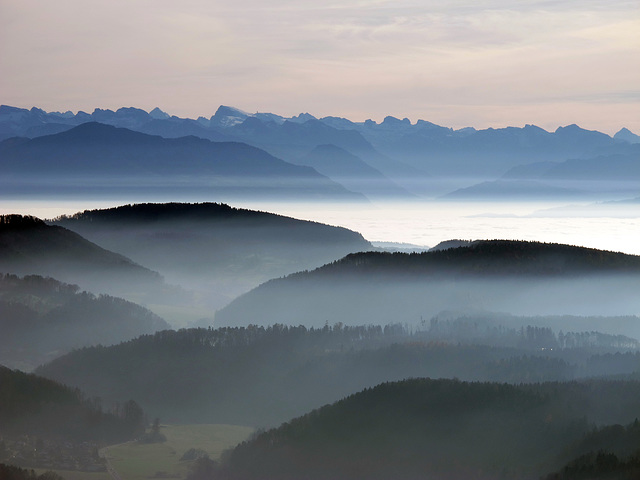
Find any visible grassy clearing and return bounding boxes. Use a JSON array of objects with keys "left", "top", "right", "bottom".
[
  {"left": 34, "top": 469, "right": 112, "bottom": 480},
  {"left": 103, "top": 424, "right": 254, "bottom": 480}
]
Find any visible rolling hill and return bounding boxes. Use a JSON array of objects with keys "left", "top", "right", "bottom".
[
  {"left": 0, "top": 273, "right": 169, "bottom": 370},
  {"left": 34, "top": 321, "right": 640, "bottom": 427},
  {"left": 215, "top": 240, "right": 640, "bottom": 329},
  {"left": 0, "top": 214, "right": 167, "bottom": 300},
  {"left": 0, "top": 364, "right": 146, "bottom": 443},
  {"left": 52, "top": 202, "right": 374, "bottom": 313},
  {"left": 218, "top": 377, "right": 640, "bottom": 480}
]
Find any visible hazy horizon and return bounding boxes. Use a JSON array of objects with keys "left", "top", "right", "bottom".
[
  {"left": 2, "top": 198, "right": 639, "bottom": 257},
  {"left": 2, "top": 1, "right": 639, "bottom": 134},
  {"left": 2, "top": 2, "right": 640, "bottom": 479}
]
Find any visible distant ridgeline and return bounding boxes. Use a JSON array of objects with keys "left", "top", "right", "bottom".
[
  {"left": 2, "top": 104, "right": 638, "bottom": 200},
  {"left": 0, "top": 121, "right": 365, "bottom": 200}
]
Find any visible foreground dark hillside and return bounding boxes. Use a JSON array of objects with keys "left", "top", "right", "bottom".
[
  {"left": 0, "top": 365, "right": 145, "bottom": 443},
  {"left": 0, "top": 214, "right": 169, "bottom": 302},
  {"left": 35, "top": 323, "right": 640, "bottom": 427},
  {"left": 543, "top": 421, "right": 640, "bottom": 480},
  {"left": 219, "top": 378, "right": 640, "bottom": 480},
  {"left": 0, "top": 273, "right": 169, "bottom": 370},
  {"left": 52, "top": 202, "right": 373, "bottom": 311},
  {"left": 216, "top": 240, "right": 640, "bottom": 328}
]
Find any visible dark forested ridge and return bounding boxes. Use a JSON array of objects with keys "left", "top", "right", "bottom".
[
  {"left": 542, "top": 421, "right": 640, "bottom": 480},
  {"left": 216, "top": 240, "right": 640, "bottom": 328},
  {"left": 299, "top": 240, "right": 640, "bottom": 276},
  {"left": 52, "top": 202, "right": 369, "bottom": 246},
  {"left": 0, "top": 214, "right": 167, "bottom": 302},
  {"left": 0, "top": 273, "right": 169, "bottom": 370},
  {"left": 0, "top": 463, "right": 65, "bottom": 480},
  {"left": 34, "top": 322, "right": 640, "bottom": 427},
  {"left": 51, "top": 203, "right": 373, "bottom": 313},
  {"left": 216, "top": 378, "right": 640, "bottom": 480},
  {"left": 0, "top": 365, "right": 146, "bottom": 443}
]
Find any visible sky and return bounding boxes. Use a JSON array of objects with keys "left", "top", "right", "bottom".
[{"left": 1, "top": 0, "right": 639, "bottom": 134}]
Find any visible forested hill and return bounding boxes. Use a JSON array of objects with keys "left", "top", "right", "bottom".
[
  {"left": 219, "top": 378, "right": 640, "bottom": 480},
  {"left": 51, "top": 203, "right": 373, "bottom": 312},
  {"left": 34, "top": 324, "right": 640, "bottom": 427},
  {"left": 0, "top": 214, "right": 165, "bottom": 299},
  {"left": 0, "top": 273, "right": 169, "bottom": 370},
  {"left": 215, "top": 240, "right": 640, "bottom": 328},
  {"left": 0, "top": 365, "right": 146, "bottom": 443},
  {"left": 314, "top": 240, "right": 640, "bottom": 277},
  {"left": 53, "top": 202, "right": 369, "bottom": 246}
]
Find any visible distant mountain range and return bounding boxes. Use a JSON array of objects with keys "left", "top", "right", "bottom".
[
  {"left": 0, "top": 121, "right": 363, "bottom": 201},
  {"left": 445, "top": 144, "right": 640, "bottom": 200},
  {"left": 215, "top": 240, "right": 640, "bottom": 328},
  {"left": 1, "top": 104, "right": 637, "bottom": 200}
]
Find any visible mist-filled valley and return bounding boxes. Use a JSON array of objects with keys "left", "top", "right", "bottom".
[{"left": 1, "top": 104, "right": 639, "bottom": 479}]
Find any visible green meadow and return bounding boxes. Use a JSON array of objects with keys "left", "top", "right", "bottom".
[{"left": 102, "top": 424, "right": 254, "bottom": 480}]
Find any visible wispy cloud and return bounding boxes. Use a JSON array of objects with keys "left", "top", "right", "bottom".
[{"left": 0, "top": 0, "right": 637, "bottom": 132}]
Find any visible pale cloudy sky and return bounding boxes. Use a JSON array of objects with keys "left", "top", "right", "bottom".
[{"left": 1, "top": 0, "right": 638, "bottom": 133}]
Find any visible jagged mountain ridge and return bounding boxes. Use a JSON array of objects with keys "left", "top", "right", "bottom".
[{"left": 2, "top": 104, "right": 636, "bottom": 195}]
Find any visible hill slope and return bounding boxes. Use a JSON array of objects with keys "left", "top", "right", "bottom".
[
  {"left": 52, "top": 202, "right": 373, "bottom": 312},
  {"left": 0, "top": 215, "right": 182, "bottom": 308},
  {"left": 0, "top": 365, "right": 146, "bottom": 443},
  {"left": 219, "top": 378, "right": 640, "bottom": 480},
  {"left": 0, "top": 214, "right": 168, "bottom": 300},
  {"left": 0, "top": 273, "right": 169, "bottom": 370},
  {"left": 215, "top": 240, "right": 640, "bottom": 328},
  {"left": 34, "top": 323, "right": 640, "bottom": 427}
]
